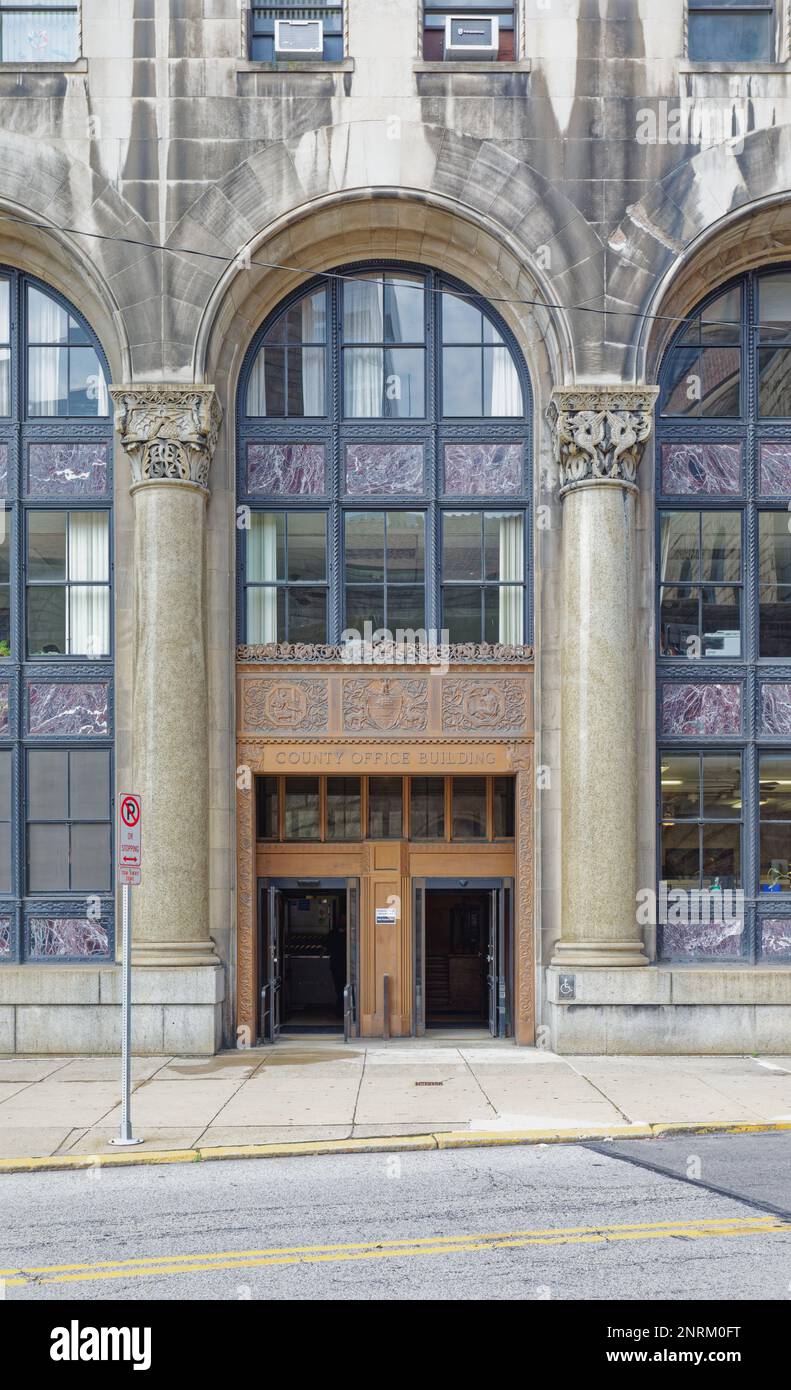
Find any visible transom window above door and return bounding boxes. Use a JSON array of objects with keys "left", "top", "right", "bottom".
[{"left": 238, "top": 263, "right": 532, "bottom": 648}]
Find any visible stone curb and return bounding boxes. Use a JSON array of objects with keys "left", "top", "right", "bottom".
[{"left": 1, "top": 1119, "right": 790, "bottom": 1175}]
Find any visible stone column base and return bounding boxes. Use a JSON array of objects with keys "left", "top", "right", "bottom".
[
  {"left": 551, "top": 941, "right": 649, "bottom": 968},
  {"left": 130, "top": 940, "right": 221, "bottom": 969},
  {"left": 0, "top": 963, "right": 225, "bottom": 1054}
]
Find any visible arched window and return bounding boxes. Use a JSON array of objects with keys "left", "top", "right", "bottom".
[
  {"left": 0, "top": 271, "right": 114, "bottom": 965},
  {"left": 657, "top": 267, "right": 791, "bottom": 964},
  {"left": 238, "top": 263, "right": 531, "bottom": 646}
]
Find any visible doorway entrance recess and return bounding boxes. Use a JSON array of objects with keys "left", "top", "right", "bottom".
[
  {"left": 415, "top": 880, "right": 513, "bottom": 1037},
  {"left": 260, "top": 878, "right": 358, "bottom": 1040}
]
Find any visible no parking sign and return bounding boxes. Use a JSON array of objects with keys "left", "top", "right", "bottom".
[{"left": 118, "top": 793, "right": 142, "bottom": 884}]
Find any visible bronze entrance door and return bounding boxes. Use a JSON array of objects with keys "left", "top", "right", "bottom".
[
  {"left": 258, "top": 878, "right": 359, "bottom": 1041},
  {"left": 413, "top": 877, "right": 513, "bottom": 1037}
]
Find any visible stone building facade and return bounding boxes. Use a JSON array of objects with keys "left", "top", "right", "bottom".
[{"left": 1, "top": 0, "right": 791, "bottom": 1054}]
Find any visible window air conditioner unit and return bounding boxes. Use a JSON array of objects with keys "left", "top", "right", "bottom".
[
  {"left": 275, "top": 19, "right": 324, "bottom": 61},
  {"left": 444, "top": 14, "right": 499, "bottom": 61}
]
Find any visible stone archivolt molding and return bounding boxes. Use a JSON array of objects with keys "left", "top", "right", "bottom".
[
  {"left": 110, "top": 385, "right": 223, "bottom": 492},
  {"left": 236, "top": 642, "right": 534, "bottom": 664},
  {"left": 548, "top": 386, "right": 658, "bottom": 495}
]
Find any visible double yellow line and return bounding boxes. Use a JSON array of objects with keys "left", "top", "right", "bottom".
[{"left": 2, "top": 1215, "right": 787, "bottom": 1288}]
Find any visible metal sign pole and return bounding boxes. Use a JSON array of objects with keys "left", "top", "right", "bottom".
[{"left": 111, "top": 794, "right": 143, "bottom": 1147}]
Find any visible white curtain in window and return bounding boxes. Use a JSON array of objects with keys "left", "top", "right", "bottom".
[
  {"left": 301, "top": 295, "right": 324, "bottom": 416},
  {"left": 498, "top": 514, "right": 523, "bottom": 644},
  {"left": 247, "top": 513, "right": 278, "bottom": 642},
  {"left": 247, "top": 349, "right": 267, "bottom": 416},
  {"left": 344, "top": 280, "right": 382, "bottom": 417},
  {"left": 488, "top": 346, "right": 523, "bottom": 417},
  {"left": 28, "top": 288, "right": 68, "bottom": 416},
  {"left": 68, "top": 513, "right": 109, "bottom": 656}
]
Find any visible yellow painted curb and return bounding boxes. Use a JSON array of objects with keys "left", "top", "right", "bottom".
[{"left": 1, "top": 1119, "right": 789, "bottom": 1175}]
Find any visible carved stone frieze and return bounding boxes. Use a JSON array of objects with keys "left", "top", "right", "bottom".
[
  {"left": 241, "top": 678, "right": 329, "bottom": 734},
  {"left": 442, "top": 679, "right": 529, "bottom": 734},
  {"left": 343, "top": 678, "right": 429, "bottom": 733},
  {"left": 111, "top": 385, "right": 223, "bottom": 492},
  {"left": 236, "top": 641, "right": 534, "bottom": 664},
  {"left": 548, "top": 386, "right": 659, "bottom": 494}
]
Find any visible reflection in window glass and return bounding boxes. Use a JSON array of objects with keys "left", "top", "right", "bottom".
[
  {"left": 759, "top": 512, "right": 791, "bottom": 656},
  {"left": 284, "top": 777, "right": 319, "bottom": 840},
  {"left": 659, "top": 511, "right": 741, "bottom": 658},
  {"left": 452, "top": 777, "right": 487, "bottom": 839},
  {"left": 246, "top": 288, "right": 326, "bottom": 417},
  {"left": 368, "top": 777, "right": 403, "bottom": 838},
  {"left": 344, "top": 511, "right": 425, "bottom": 635},
  {"left": 256, "top": 776, "right": 279, "bottom": 840},
  {"left": 660, "top": 751, "right": 741, "bottom": 890},
  {"left": 493, "top": 776, "right": 515, "bottom": 837},
  {"left": 410, "top": 777, "right": 445, "bottom": 839},
  {"left": 442, "top": 293, "right": 523, "bottom": 417},
  {"left": 246, "top": 511, "right": 327, "bottom": 644},
  {"left": 0, "top": 747, "right": 11, "bottom": 892},
  {"left": 688, "top": 2, "right": 773, "bottom": 64},
  {"left": 327, "top": 777, "right": 361, "bottom": 840},
  {"left": 27, "top": 287, "right": 108, "bottom": 417},
  {"left": 759, "top": 754, "right": 791, "bottom": 890},
  {"left": 442, "top": 511, "right": 524, "bottom": 643},
  {"left": 343, "top": 275, "right": 425, "bottom": 418},
  {"left": 26, "top": 747, "right": 111, "bottom": 892},
  {"left": 26, "top": 511, "right": 110, "bottom": 657}
]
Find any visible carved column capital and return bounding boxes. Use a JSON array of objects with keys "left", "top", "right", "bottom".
[
  {"left": 547, "top": 386, "right": 659, "bottom": 497},
  {"left": 110, "top": 384, "right": 223, "bottom": 493}
]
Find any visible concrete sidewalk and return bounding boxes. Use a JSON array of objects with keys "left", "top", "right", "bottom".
[{"left": 1, "top": 1036, "right": 791, "bottom": 1163}]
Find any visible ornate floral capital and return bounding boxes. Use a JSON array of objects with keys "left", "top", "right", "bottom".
[
  {"left": 548, "top": 386, "right": 659, "bottom": 495},
  {"left": 110, "top": 385, "right": 223, "bottom": 492}
]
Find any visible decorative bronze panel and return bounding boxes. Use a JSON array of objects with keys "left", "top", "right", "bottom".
[
  {"left": 442, "top": 679, "right": 529, "bottom": 734},
  {"left": 241, "top": 678, "right": 329, "bottom": 733},
  {"left": 343, "top": 678, "right": 429, "bottom": 733}
]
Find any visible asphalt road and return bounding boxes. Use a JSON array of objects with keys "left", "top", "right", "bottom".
[{"left": 0, "top": 1134, "right": 789, "bottom": 1301}]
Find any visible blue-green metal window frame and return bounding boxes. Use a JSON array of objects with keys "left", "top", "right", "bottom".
[
  {"left": 0, "top": 268, "right": 114, "bottom": 965},
  {"left": 237, "top": 262, "right": 533, "bottom": 646},
  {"left": 656, "top": 266, "right": 791, "bottom": 963}
]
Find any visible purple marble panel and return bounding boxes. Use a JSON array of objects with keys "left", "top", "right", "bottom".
[
  {"left": 0, "top": 917, "right": 10, "bottom": 959},
  {"left": 661, "top": 682, "right": 741, "bottom": 736},
  {"left": 28, "top": 443, "right": 109, "bottom": 498},
  {"left": 662, "top": 918, "right": 743, "bottom": 959},
  {"left": 760, "top": 443, "right": 791, "bottom": 496},
  {"left": 0, "top": 682, "right": 8, "bottom": 736},
  {"left": 661, "top": 442, "right": 741, "bottom": 495},
  {"left": 444, "top": 443, "right": 523, "bottom": 496},
  {"left": 28, "top": 683, "right": 109, "bottom": 737},
  {"left": 28, "top": 917, "right": 109, "bottom": 960},
  {"left": 246, "top": 443, "right": 325, "bottom": 496},
  {"left": 761, "top": 684, "right": 791, "bottom": 735},
  {"left": 345, "top": 444, "right": 424, "bottom": 496},
  {"left": 0, "top": 443, "right": 7, "bottom": 497},
  {"left": 761, "top": 919, "right": 791, "bottom": 959}
]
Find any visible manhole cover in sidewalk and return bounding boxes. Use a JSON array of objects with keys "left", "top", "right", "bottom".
[{"left": 415, "top": 1081, "right": 445, "bottom": 1086}]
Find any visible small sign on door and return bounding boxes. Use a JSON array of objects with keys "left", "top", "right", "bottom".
[{"left": 375, "top": 907, "right": 397, "bottom": 925}]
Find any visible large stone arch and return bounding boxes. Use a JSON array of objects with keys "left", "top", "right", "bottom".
[
  {"left": 609, "top": 128, "right": 791, "bottom": 384},
  {"left": 173, "top": 121, "right": 598, "bottom": 387},
  {"left": 0, "top": 131, "right": 165, "bottom": 381}
]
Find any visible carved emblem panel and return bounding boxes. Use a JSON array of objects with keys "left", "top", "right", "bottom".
[
  {"left": 242, "top": 679, "right": 329, "bottom": 734},
  {"left": 343, "top": 678, "right": 429, "bottom": 733},
  {"left": 442, "top": 679, "right": 529, "bottom": 734}
]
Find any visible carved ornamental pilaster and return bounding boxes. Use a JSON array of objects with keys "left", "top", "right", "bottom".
[
  {"left": 548, "top": 386, "right": 658, "bottom": 496},
  {"left": 110, "top": 385, "right": 223, "bottom": 492}
]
